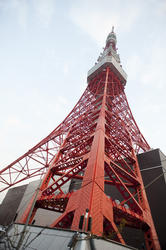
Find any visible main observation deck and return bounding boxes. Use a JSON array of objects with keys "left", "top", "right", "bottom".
[{"left": 87, "top": 55, "right": 127, "bottom": 86}]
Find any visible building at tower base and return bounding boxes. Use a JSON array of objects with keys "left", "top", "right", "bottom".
[
  {"left": 137, "top": 148, "right": 166, "bottom": 250},
  {"left": 1, "top": 223, "right": 137, "bottom": 250},
  {"left": 0, "top": 148, "right": 165, "bottom": 249},
  {"left": 0, "top": 184, "right": 27, "bottom": 226}
]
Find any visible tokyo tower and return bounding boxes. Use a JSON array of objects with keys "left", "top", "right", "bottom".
[{"left": 0, "top": 27, "right": 160, "bottom": 249}]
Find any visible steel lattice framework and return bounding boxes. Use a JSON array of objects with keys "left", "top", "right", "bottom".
[{"left": 0, "top": 29, "right": 160, "bottom": 249}]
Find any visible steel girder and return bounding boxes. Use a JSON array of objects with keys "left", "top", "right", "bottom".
[{"left": 0, "top": 67, "right": 160, "bottom": 249}]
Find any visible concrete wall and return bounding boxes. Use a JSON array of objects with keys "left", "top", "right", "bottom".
[
  {"left": 16, "top": 178, "right": 71, "bottom": 227},
  {"left": 15, "top": 180, "right": 40, "bottom": 223}
]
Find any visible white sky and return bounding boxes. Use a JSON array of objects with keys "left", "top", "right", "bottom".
[{"left": 0, "top": 0, "right": 166, "bottom": 173}]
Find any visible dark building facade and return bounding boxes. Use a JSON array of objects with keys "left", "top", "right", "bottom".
[
  {"left": 137, "top": 148, "right": 166, "bottom": 250},
  {"left": 0, "top": 184, "right": 27, "bottom": 225}
]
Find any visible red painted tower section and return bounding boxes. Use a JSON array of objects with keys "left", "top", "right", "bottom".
[{"left": 0, "top": 28, "right": 160, "bottom": 249}]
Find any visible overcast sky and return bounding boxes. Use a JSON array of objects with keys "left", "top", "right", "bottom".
[{"left": 0, "top": 0, "right": 166, "bottom": 171}]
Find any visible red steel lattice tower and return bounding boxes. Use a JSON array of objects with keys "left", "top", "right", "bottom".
[{"left": 0, "top": 28, "right": 160, "bottom": 249}]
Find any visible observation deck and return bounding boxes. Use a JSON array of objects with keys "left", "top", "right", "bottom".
[{"left": 87, "top": 55, "right": 127, "bottom": 86}]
